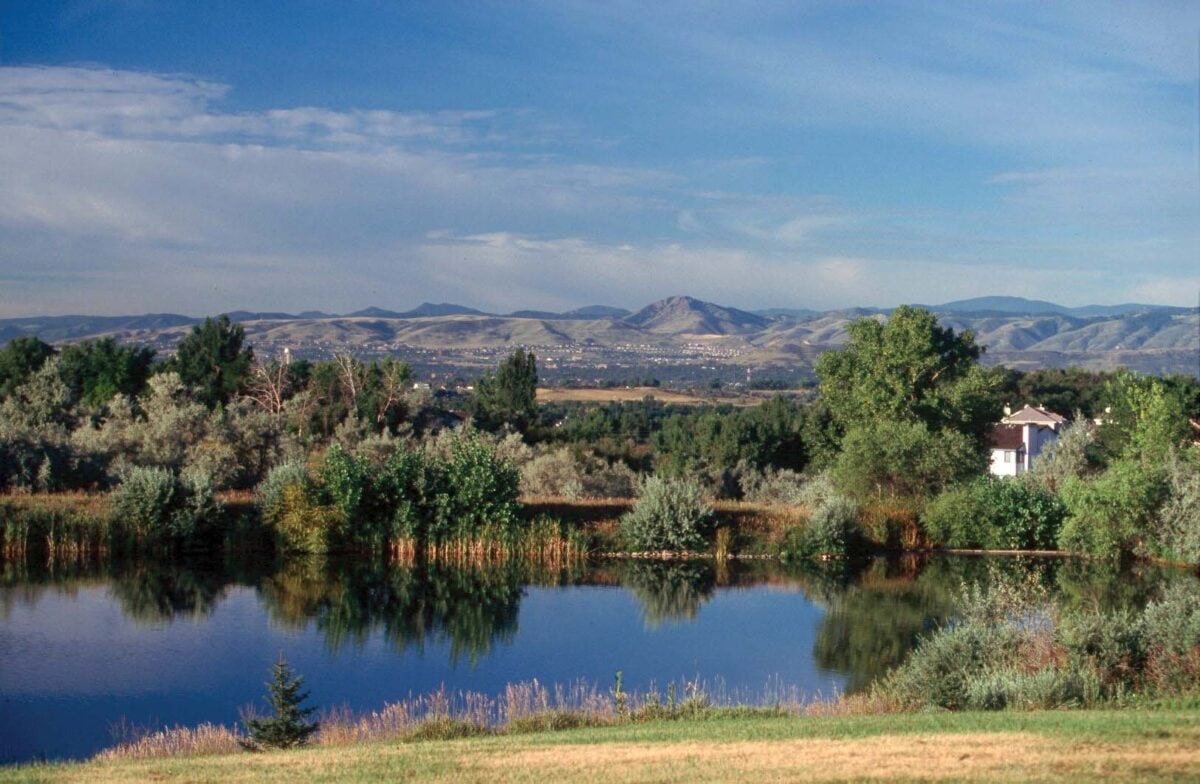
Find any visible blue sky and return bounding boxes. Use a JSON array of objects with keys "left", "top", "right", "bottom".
[{"left": 0, "top": 1, "right": 1196, "bottom": 316}]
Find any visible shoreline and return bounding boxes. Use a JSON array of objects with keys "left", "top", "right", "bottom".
[{"left": 4, "top": 491, "right": 1198, "bottom": 570}]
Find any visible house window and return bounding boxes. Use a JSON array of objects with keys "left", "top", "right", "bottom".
[{"left": 1004, "top": 451, "right": 1012, "bottom": 463}]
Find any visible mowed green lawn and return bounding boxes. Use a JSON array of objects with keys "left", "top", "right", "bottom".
[{"left": 5, "top": 709, "right": 1199, "bottom": 783}]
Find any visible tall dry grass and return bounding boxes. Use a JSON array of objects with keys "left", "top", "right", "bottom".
[
  {"left": 387, "top": 517, "right": 589, "bottom": 569},
  {"left": 96, "top": 677, "right": 853, "bottom": 762},
  {"left": 1, "top": 492, "right": 114, "bottom": 560},
  {"left": 98, "top": 722, "right": 245, "bottom": 760}
]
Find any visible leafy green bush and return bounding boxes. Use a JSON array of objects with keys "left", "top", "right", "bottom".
[
  {"left": 923, "top": 477, "right": 1065, "bottom": 550},
  {"left": 620, "top": 476, "right": 715, "bottom": 552},
  {"left": 271, "top": 483, "right": 345, "bottom": 553},
  {"left": 921, "top": 484, "right": 978, "bottom": 547},
  {"left": 1059, "top": 459, "right": 1167, "bottom": 558},
  {"left": 294, "top": 434, "right": 523, "bottom": 551},
  {"left": 371, "top": 447, "right": 432, "bottom": 544},
  {"left": 435, "top": 433, "right": 521, "bottom": 539},
  {"left": 111, "top": 465, "right": 220, "bottom": 546},
  {"left": 832, "top": 420, "right": 985, "bottom": 501},
  {"left": 319, "top": 445, "right": 370, "bottom": 525}
]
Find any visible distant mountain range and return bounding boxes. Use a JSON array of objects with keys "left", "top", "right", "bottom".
[
  {"left": 2, "top": 295, "right": 1196, "bottom": 376},
  {"left": 926, "top": 296, "right": 1193, "bottom": 319}
]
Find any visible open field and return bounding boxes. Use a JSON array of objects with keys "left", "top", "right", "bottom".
[
  {"left": 535, "top": 384, "right": 729, "bottom": 403},
  {"left": 5, "top": 709, "right": 1199, "bottom": 783}
]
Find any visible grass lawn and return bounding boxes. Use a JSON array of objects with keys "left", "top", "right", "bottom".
[{"left": 5, "top": 708, "right": 1199, "bottom": 783}]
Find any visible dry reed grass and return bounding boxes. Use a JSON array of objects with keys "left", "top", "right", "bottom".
[
  {"left": 1, "top": 492, "right": 114, "bottom": 560},
  {"left": 0, "top": 491, "right": 110, "bottom": 517},
  {"left": 95, "top": 677, "right": 830, "bottom": 762},
  {"left": 97, "top": 722, "right": 245, "bottom": 760}
]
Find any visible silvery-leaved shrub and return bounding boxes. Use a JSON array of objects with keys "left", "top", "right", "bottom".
[
  {"left": 111, "top": 465, "right": 220, "bottom": 546},
  {"left": 257, "top": 461, "right": 312, "bottom": 524},
  {"left": 1149, "top": 452, "right": 1200, "bottom": 566},
  {"left": 520, "top": 448, "right": 585, "bottom": 499},
  {"left": 804, "top": 495, "right": 858, "bottom": 557},
  {"left": 620, "top": 476, "right": 714, "bottom": 552}
]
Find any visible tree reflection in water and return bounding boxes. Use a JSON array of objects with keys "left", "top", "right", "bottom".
[
  {"left": 808, "top": 555, "right": 1190, "bottom": 693},
  {"left": 618, "top": 560, "right": 717, "bottom": 627},
  {"left": 107, "top": 562, "right": 230, "bottom": 623},
  {"left": 2, "top": 552, "right": 1189, "bottom": 693},
  {"left": 257, "top": 556, "right": 527, "bottom": 665}
]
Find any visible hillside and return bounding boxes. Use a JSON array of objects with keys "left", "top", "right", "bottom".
[
  {"left": 1, "top": 296, "right": 1196, "bottom": 377},
  {"left": 624, "top": 295, "right": 771, "bottom": 335}
]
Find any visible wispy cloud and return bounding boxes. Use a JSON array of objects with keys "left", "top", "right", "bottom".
[{"left": 0, "top": 0, "right": 1196, "bottom": 318}]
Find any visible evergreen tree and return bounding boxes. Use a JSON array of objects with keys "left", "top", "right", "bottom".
[
  {"left": 169, "top": 315, "right": 254, "bottom": 408},
  {"left": 0, "top": 336, "right": 56, "bottom": 398},
  {"left": 244, "top": 653, "right": 319, "bottom": 749},
  {"left": 57, "top": 337, "right": 155, "bottom": 407},
  {"left": 472, "top": 348, "right": 538, "bottom": 431}
]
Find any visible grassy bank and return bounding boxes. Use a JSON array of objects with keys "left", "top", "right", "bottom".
[{"left": 5, "top": 708, "right": 1199, "bottom": 783}]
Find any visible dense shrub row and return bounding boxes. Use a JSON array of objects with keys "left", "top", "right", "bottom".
[
  {"left": 259, "top": 433, "right": 523, "bottom": 554},
  {"left": 2, "top": 309, "right": 1197, "bottom": 565},
  {"left": 923, "top": 477, "right": 1065, "bottom": 550}
]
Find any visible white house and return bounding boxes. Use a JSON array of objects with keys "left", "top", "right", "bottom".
[{"left": 988, "top": 405, "right": 1068, "bottom": 477}]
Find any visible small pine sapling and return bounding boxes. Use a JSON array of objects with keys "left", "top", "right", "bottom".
[{"left": 243, "top": 653, "right": 319, "bottom": 750}]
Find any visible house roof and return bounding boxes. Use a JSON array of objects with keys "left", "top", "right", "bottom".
[
  {"left": 989, "top": 424, "right": 1025, "bottom": 450},
  {"left": 1002, "top": 405, "right": 1068, "bottom": 427}
]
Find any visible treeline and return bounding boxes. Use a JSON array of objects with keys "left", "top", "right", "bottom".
[{"left": 1, "top": 308, "right": 1198, "bottom": 563}]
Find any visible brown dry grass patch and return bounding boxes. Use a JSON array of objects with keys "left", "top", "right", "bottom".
[
  {"left": 0, "top": 491, "right": 109, "bottom": 517},
  {"left": 475, "top": 731, "right": 1200, "bottom": 783},
  {"left": 537, "top": 387, "right": 726, "bottom": 405}
]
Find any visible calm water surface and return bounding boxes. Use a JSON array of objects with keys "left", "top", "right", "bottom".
[{"left": 0, "top": 555, "right": 1189, "bottom": 762}]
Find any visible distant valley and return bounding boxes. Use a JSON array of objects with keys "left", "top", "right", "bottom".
[{"left": 2, "top": 295, "right": 1196, "bottom": 384}]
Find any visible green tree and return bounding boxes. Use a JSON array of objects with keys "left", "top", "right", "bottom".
[
  {"left": 815, "top": 306, "right": 1003, "bottom": 446},
  {"left": 1058, "top": 459, "right": 1168, "bottom": 559},
  {"left": 997, "top": 367, "right": 1114, "bottom": 420},
  {"left": 57, "top": 338, "right": 155, "bottom": 407},
  {"left": 358, "top": 357, "right": 412, "bottom": 432},
  {"left": 1098, "top": 371, "right": 1191, "bottom": 465},
  {"left": 472, "top": 348, "right": 538, "bottom": 431},
  {"left": 244, "top": 654, "right": 319, "bottom": 750},
  {"left": 168, "top": 315, "right": 254, "bottom": 408},
  {"left": 832, "top": 419, "right": 984, "bottom": 500},
  {"left": 0, "top": 336, "right": 56, "bottom": 398}
]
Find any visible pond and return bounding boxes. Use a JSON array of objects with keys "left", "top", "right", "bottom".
[{"left": 0, "top": 553, "right": 1191, "bottom": 762}]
